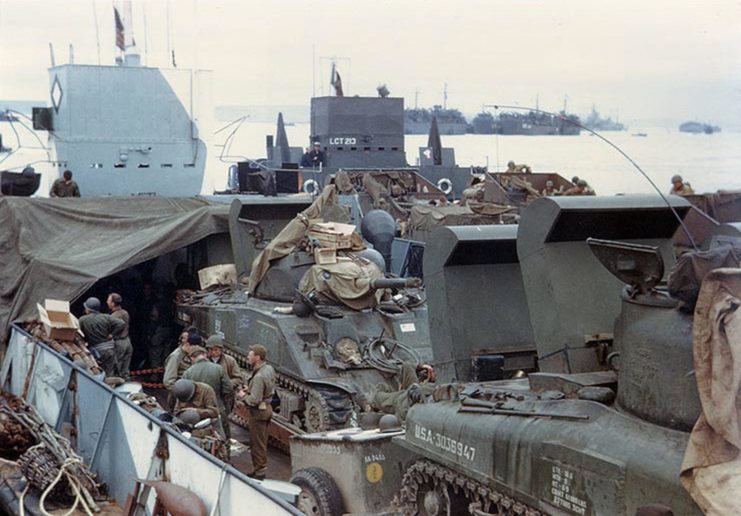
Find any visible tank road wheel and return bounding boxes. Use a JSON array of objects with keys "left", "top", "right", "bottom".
[
  {"left": 417, "top": 482, "right": 452, "bottom": 516},
  {"left": 304, "top": 394, "right": 329, "bottom": 433},
  {"left": 396, "top": 460, "right": 542, "bottom": 516},
  {"left": 303, "top": 388, "right": 354, "bottom": 433},
  {"left": 290, "top": 467, "right": 344, "bottom": 516}
]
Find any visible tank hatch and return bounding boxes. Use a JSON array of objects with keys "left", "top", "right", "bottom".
[{"left": 587, "top": 238, "right": 663, "bottom": 294}]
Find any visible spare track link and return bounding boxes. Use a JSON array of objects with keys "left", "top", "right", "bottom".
[{"left": 395, "top": 459, "right": 542, "bottom": 516}]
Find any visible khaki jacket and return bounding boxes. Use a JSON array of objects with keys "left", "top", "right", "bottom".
[
  {"left": 163, "top": 347, "right": 191, "bottom": 389},
  {"left": 174, "top": 382, "right": 219, "bottom": 420},
  {"left": 244, "top": 362, "right": 275, "bottom": 408}
]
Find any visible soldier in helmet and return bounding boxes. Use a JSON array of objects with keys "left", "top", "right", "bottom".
[
  {"left": 669, "top": 174, "right": 694, "bottom": 196},
  {"left": 182, "top": 345, "right": 233, "bottom": 440},
  {"left": 236, "top": 344, "right": 275, "bottom": 480},
  {"left": 78, "top": 297, "right": 126, "bottom": 377},
  {"left": 370, "top": 362, "right": 436, "bottom": 421},
  {"left": 563, "top": 178, "right": 596, "bottom": 196},
  {"left": 172, "top": 379, "right": 224, "bottom": 438}
]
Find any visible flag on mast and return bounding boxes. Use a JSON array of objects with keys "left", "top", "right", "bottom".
[
  {"left": 114, "top": 7, "right": 125, "bottom": 51},
  {"left": 330, "top": 63, "right": 344, "bottom": 97}
]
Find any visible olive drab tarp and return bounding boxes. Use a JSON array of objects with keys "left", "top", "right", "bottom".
[
  {"left": 298, "top": 256, "right": 383, "bottom": 310},
  {"left": 247, "top": 186, "right": 354, "bottom": 293},
  {"left": 406, "top": 204, "right": 513, "bottom": 236},
  {"left": 680, "top": 268, "right": 741, "bottom": 515},
  {"left": 0, "top": 197, "right": 229, "bottom": 346}
]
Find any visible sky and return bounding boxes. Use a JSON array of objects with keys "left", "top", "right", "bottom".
[{"left": 1, "top": 0, "right": 740, "bottom": 128}]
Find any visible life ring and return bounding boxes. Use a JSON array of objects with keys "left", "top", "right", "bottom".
[
  {"left": 437, "top": 178, "right": 453, "bottom": 195},
  {"left": 302, "top": 179, "right": 320, "bottom": 194}
]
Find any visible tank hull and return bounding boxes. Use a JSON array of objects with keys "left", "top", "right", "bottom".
[
  {"left": 177, "top": 291, "right": 431, "bottom": 434},
  {"left": 396, "top": 398, "right": 700, "bottom": 515}
]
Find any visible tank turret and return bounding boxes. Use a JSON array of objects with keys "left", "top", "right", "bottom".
[{"left": 177, "top": 187, "right": 431, "bottom": 442}]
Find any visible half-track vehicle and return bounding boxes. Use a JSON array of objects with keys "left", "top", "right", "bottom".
[
  {"left": 391, "top": 194, "right": 713, "bottom": 515},
  {"left": 177, "top": 186, "right": 432, "bottom": 443}
]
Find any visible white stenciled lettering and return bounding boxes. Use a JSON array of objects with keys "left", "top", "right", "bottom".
[
  {"left": 549, "top": 464, "right": 589, "bottom": 515},
  {"left": 411, "top": 425, "right": 476, "bottom": 462},
  {"left": 328, "top": 137, "right": 357, "bottom": 145}
]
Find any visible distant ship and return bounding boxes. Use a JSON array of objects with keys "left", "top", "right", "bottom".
[
  {"left": 497, "top": 110, "right": 581, "bottom": 136},
  {"left": 583, "top": 106, "right": 625, "bottom": 131},
  {"left": 679, "top": 121, "right": 721, "bottom": 134},
  {"left": 470, "top": 111, "right": 496, "bottom": 134},
  {"left": 405, "top": 105, "right": 467, "bottom": 135}
]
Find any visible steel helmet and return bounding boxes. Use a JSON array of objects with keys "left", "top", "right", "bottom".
[
  {"left": 378, "top": 414, "right": 402, "bottom": 433},
  {"left": 172, "top": 379, "right": 196, "bottom": 402},
  {"left": 83, "top": 297, "right": 101, "bottom": 313},
  {"left": 671, "top": 174, "right": 683, "bottom": 183},
  {"left": 179, "top": 409, "right": 201, "bottom": 426}
]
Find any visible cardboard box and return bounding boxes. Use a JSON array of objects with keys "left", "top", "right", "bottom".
[
  {"left": 308, "top": 222, "right": 356, "bottom": 250},
  {"left": 198, "top": 264, "right": 238, "bottom": 290},
  {"left": 314, "top": 247, "right": 337, "bottom": 265},
  {"left": 37, "top": 299, "right": 80, "bottom": 341}
]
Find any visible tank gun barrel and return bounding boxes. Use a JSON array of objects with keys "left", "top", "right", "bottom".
[{"left": 370, "top": 277, "right": 422, "bottom": 290}]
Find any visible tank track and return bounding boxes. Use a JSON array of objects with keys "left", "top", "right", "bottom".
[{"left": 395, "top": 460, "right": 542, "bottom": 516}]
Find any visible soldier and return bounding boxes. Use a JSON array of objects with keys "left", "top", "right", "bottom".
[
  {"left": 305, "top": 142, "right": 325, "bottom": 168},
  {"left": 163, "top": 331, "right": 199, "bottom": 410},
  {"left": 669, "top": 174, "right": 694, "bottom": 196},
  {"left": 370, "top": 362, "right": 436, "bottom": 421},
  {"left": 236, "top": 344, "right": 275, "bottom": 480},
  {"left": 183, "top": 345, "right": 233, "bottom": 440},
  {"left": 172, "top": 379, "right": 225, "bottom": 439},
  {"left": 542, "top": 180, "right": 559, "bottom": 196},
  {"left": 107, "top": 293, "right": 132, "bottom": 380},
  {"left": 49, "top": 170, "right": 81, "bottom": 197},
  {"left": 163, "top": 331, "right": 199, "bottom": 389},
  {"left": 206, "top": 335, "right": 244, "bottom": 390},
  {"left": 78, "top": 297, "right": 126, "bottom": 377},
  {"left": 563, "top": 179, "right": 595, "bottom": 196}
]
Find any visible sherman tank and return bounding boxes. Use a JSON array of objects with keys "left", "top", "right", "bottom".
[
  {"left": 391, "top": 195, "right": 710, "bottom": 515},
  {"left": 176, "top": 186, "right": 432, "bottom": 442}
]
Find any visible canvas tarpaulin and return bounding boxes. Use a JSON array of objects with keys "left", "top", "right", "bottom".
[
  {"left": 0, "top": 197, "right": 229, "bottom": 345},
  {"left": 406, "top": 204, "right": 511, "bottom": 235},
  {"left": 298, "top": 256, "right": 383, "bottom": 310},
  {"left": 680, "top": 268, "right": 741, "bottom": 514},
  {"left": 247, "top": 186, "right": 352, "bottom": 293}
]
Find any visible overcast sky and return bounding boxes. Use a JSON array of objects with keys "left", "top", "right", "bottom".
[{"left": 1, "top": 0, "right": 740, "bottom": 127}]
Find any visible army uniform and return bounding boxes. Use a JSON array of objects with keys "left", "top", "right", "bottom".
[
  {"left": 372, "top": 362, "right": 434, "bottom": 421},
  {"left": 110, "top": 307, "right": 132, "bottom": 380},
  {"left": 669, "top": 183, "right": 694, "bottom": 196},
  {"left": 78, "top": 313, "right": 125, "bottom": 376},
  {"left": 163, "top": 347, "right": 192, "bottom": 388},
  {"left": 183, "top": 359, "right": 233, "bottom": 440},
  {"left": 49, "top": 178, "right": 81, "bottom": 197},
  {"left": 173, "top": 382, "right": 224, "bottom": 438},
  {"left": 242, "top": 362, "right": 276, "bottom": 478},
  {"left": 211, "top": 354, "right": 244, "bottom": 390}
]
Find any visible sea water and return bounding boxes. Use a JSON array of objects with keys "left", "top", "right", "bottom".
[
  {"left": 208, "top": 122, "right": 741, "bottom": 196},
  {"left": 3, "top": 119, "right": 739, "bottom": 196}
]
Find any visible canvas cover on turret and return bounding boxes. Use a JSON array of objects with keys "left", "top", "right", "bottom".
[{"left": 298, "top": 256, "right": 383, "bottom": 310}]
